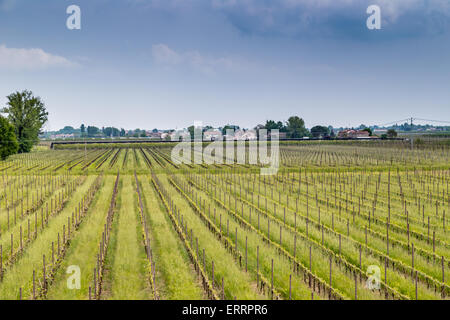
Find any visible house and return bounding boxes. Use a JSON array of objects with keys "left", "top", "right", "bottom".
[
  {"left": 266, "top": 131, "right": 286, "bottom": 140},
  {"left": 170, "top": 130, "right": 190, "bottom": 141},
  {"left": 148, "top": 132, "right": 162, "bottom": 139},
  {"left": 204, "top": 129, "right": 222, "bottom": 141},
  {"left": 337, "top": 129, "right": 370, "bottom": 139},
  {"left": 234, "top": 130, "right": 257, "bottom": 141},
  {"left": 50, "top": 133, "right": 75, "bottom": 140}
]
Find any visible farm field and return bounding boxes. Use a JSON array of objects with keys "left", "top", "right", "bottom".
[{"left": 0, "top": 141, "right": 449, "bottom": 300}]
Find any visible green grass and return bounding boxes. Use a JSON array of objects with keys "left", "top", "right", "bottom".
[
  {"left": 46, "top": 175, "right": 115, "bottom": 300},
  {"left": 0, "top": 176, "right": 96, "bottom": 300},
  {"left": 101, "top": 175, "right": 152, "bottom": 300},
  {"left": 159, "top": 174, "right": 266, "bottom": 300},
  {"left": 139, "top": 175, "right": 205, "bottom": 300}
]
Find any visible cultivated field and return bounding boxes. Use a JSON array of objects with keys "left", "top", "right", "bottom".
[{"left": 0, "top": 141, "right": 449, "bottom": 300}]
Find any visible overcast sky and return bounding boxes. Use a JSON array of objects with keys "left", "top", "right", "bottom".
[{"left": 0, "top": 0, "right": 449, "bottom": 131}]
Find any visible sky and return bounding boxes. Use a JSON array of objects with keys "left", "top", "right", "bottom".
[{"left": 0, "top": 0, "right": 449, "bottom": 131}]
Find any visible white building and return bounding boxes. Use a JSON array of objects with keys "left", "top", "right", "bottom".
[{"left": 204, "top": 129, "right": 222, "bottom": 141}]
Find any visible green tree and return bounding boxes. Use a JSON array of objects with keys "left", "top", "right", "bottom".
[
  {"left": 221, "top": 124, "right": 240, "bottom": 135},
  {"left": 60, "top": 126, "right": 75, "bottom": 134},
  {"left": 2, "top": 90, "right": 48, "bottom": 153},
  {"left": 264, "top": 120, "right": 285, "bottom": 131},
  {"left": 387, "top": 129, "right": 397, "bottom": 138},
  {"left": 187, "top": 126, "right": 194, "bottom": 139},
  {"left": 87, "top": 126, "right": 100, "bottom": 137},
  {"left": 0, "top": 116, "right": 19, "bottom": 159},
  {"left": 362, "top": 127, "right": 373, "bottom": 136},
  {"left": 286, "top": 116, "right": 309, "bottom": 138},
  {"left": 310, "top": 125, "right": 329, "bottom": 138},
  {"left": 328, "top": 126, "right": 335, "bottom": 137},
  {"left": 103, "top": 127, "right": 120, "bottom": 137},
  {"left": 80, "top": 124, "right": 86, "bottom": 137}
]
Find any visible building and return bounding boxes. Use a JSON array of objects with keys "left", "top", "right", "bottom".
[
  {"left": 204, "top": 129, "right": 222, "bottom": 141},
  {"left": 148, "top": 132, "right": 162, "bottom": 139},
  {"left": 170, "top": 130, "right": 190, "bottom": 141},
  {"left": 234, "top": 130, "right": 257, "bottom": 141},
  {"left": 50, "top": 133, "right": 75, "bottom": 140},
  {"left": 337, "top": 129, "right": 370, "bottom": 139}
]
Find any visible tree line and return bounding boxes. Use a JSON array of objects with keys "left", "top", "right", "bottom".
[{"left": 260, "top": 116, "right": 334, "bottom": 139}]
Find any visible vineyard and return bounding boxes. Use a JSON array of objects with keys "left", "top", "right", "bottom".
[{"left": 0, "top": 141, "right": 449, "bottom": 300}]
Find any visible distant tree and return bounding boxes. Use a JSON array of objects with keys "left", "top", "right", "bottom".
[
  {"left": 380, "top": 134, "right": 388, "bottom": 140},
  {"left": 328, "top": 126, "right": 335, "bottom": 137},
  {"left": 222, "top": 124, "right": 240, "bottom": 135},
  {"left": 103, "top": 127, "right": 120, "bottom": 137},
  {"left": 152, "top": 128, "right": 158, "bottom": 133},
  {"left": 2, "top": 90, "right": 48, "bottom": 153},
  {"left": 0, "top": 116, "right": 19, "bottom": 159},
  {"left": 286, "top": 116, "right": 309, "bottom": 138},
  {"left": 104, "top": 127, "right": 112, "bottom": 137},
  {"left": 87, "top": 126, "right": 100, "bottom": 137},
  {"left": 310, "top": 126, "right": 329, "bottom": 138},
  {"left": 120, "top": 128, "right": 126, "bottom": 137},
  {"left": 387, "top": 129, "right": 397, "bottom": 138},
  {"left": 80, "top": 124, "right": 86, "bottom": 136},
  {"left": 264, "top": 120, "right": 285, "bottom": 131},
  {"left": 140, "top": 131, "right": 147, "bottom": 137},
  {"left": 60, "top": 126, "right": 76, "bottom": 134},
  {"left": 362, "top": 127, "right": 373, "bottom": 136},
  {"left": 188, "top": 126, "right": 195, "bottom": 140},
  {"left": 358, "top": 124, "right": 367, "bottom": 130}
]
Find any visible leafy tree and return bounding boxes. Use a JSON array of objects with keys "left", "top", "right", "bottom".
[
  {"left": 0, "top": 116, "right": 19, "bottom": 159},
  {"left": 264, "top": 120, "right": 285, "bottom": 131},
  {"left": 103, "top": 127, "right": 120, "bottom": 137},
  {"left": 60, "top": 126, "right": 76, "bottom": 134},
  {"left": 87, "top": 126, "right": 100, "bottom": 137},
  {"left": 80, "top": 124, "right": 86, "bottom": 137},
  {"left": 362, "top": 127, "right": 373, "bottom": 136},
  {"left": 2, "top": 90, "right": 48, "bottom": 153},
  {"left": 310, "top": 125, "right": 329, "bottom": 138},
  {"left": 286, "top": 116, "right": 309, "bottom": 138},
  {"left": 328, "top": 126, "right": 335, "bottom": 137},
  {"left": 120, "top": 128, "right": 126, "bottom": 137},
  {"left": 140, "top": 131, "right": 147, "bottom": 137},
  {"left": 222, "top": 124, "right": 240, "bottom": 135},
  {"left": 387, "top": 129, "right": 397, "bottom": 138},
  {"left": 188, "top": 126, "right": 195, "bottom": 140}
]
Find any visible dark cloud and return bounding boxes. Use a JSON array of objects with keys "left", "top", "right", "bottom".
[{"left": 209, "top": 0, "right": 450, "bottom": 40}]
